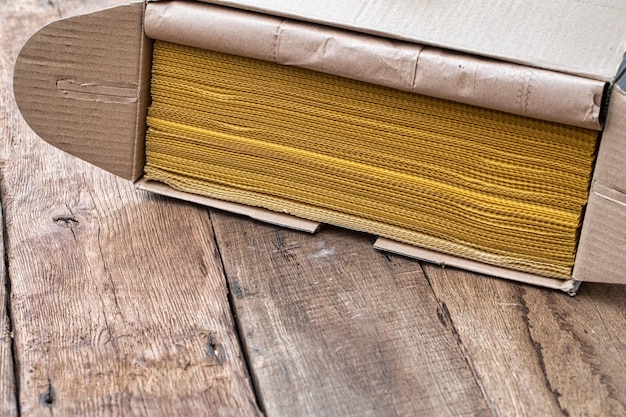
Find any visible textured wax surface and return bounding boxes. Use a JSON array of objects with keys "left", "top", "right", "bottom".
[{"left": 145, "top": 40, "right": 598, "bottom": 279}]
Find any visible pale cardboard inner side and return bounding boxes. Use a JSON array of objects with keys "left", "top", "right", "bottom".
[{"left": 194, "top": 0, "right": 626, "bottom": 81}]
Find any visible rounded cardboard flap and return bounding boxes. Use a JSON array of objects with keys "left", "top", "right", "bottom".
[{"left": 13, "top": 2, "right": 151, "bottom": 181}]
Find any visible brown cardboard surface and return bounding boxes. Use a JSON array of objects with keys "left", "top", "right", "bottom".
[
  {"left": 137, "top": 179, "right": 321, "bottom": 233},
  {"left": 196, "top": 0, "right": 626, "bottom": 81},
  {"left": 13, "top": 2, "right": 150, "bottom": 181},
  {"left": 573, "top": 86, "right": 626, "bottom": 284},
  {"left": 145, "top": 1, "right": 605, "bottom": 129},
  {"left": 374, "top": 238, "right": 580, "bottom": 294},
  {"left": 590, "top": 86, "right": 626, "bottom": 192},
  {"left": 573, "top": 184, "right": 626, "bottom": 284},
  {"left": 413, "top": 48, "right": 604, "bottom": 130}
]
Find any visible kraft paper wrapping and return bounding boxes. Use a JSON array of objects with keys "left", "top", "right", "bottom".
[{"left": 144, "top": 0, "right": 605, "bottom": 130}]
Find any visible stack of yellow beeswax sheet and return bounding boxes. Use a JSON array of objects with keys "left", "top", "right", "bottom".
[{"left": 145, "top": 40, "right": 598, "bottom": 279}]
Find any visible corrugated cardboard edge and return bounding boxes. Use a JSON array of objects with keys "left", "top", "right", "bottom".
[
  {"left": 13, "top": 2, "right": 150, "bottom": 181},
  {"left": 136, "top": 179, "right": 321, "bottom": 233},
  {"left": 375, "top": 238, "right": 581, "bottom": 295},
  {"left": 144, "top": 0, "right": 605, "bottom": 130},
  {"left": 573, "top": 85, "right": 626, "bottom": 284}
]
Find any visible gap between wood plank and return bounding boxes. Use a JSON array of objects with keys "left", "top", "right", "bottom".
[
  {"left": 0, "top": 176, "right": 20, "bottom": 417},
  {"left": 420, "top": 264, "right": 500, "bottom": 417},
  {"left": 514, "top": 286, "right": 570, "bottom": 415},
  {"left": 207, "top": 209, "right": 267, "bottom": 416},
  {"left": 424, "top": 265, "right": 577, "bottom": 416},
  {"left": 420, "top": 263, "right": 626, "bottom": 416},
  {"left": 209, "top": 213, "right": 493, "bottom": 417}
]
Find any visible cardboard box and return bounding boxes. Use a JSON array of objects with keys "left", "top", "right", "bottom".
[{"left": 13, "top": 0, "right": 626, "bottom": 293}]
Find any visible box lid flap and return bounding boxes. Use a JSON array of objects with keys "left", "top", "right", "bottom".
[
  {"left": 573, "top": 85, "right": 626, "bottom": 284},
  {"left": 13, "top": 2, "right": 151, "bottom": 181},
  {"left": 198, "top": 0, "right": 626, "bottom": 81}
]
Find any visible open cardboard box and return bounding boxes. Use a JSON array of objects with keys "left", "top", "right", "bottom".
[{"left": 13, "top": 0, "right": 626, "bottom": 293}]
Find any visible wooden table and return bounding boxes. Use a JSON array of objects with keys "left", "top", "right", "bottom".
[{"left": 1, "top": 1, "right": 625, "bottom": 416}]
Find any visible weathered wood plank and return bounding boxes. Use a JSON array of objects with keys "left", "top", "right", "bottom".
[
  {"left": 1, "top": 1, "right": 262, "bottom": 415},
  {"left": 211, "top": 212, "right": 493, "bottom": 417},
  {"left": 0, "top": 205, "right": 17, "bottom": 417},
  {"left": 1, "top": 3, "right": 19, "bottom": 415},
  {"left": 423, "top": 265, "right": 626, "bottom": 417}
]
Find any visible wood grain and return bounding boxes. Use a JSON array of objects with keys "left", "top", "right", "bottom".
[
  {"left": 423, "top": 265, "right": 626, "bottom": 417},
  {"left": 1, "top": 1, "right": 261, "bottom": 416},
  {"left": 211, "top": 211, "right": 493, "bottom": 417},
  {"left": 1, "top": 3, "right": 19, "bottom": 415},
  {"left": 0, "top": 204, "right": 17, "bottom": 417}
]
